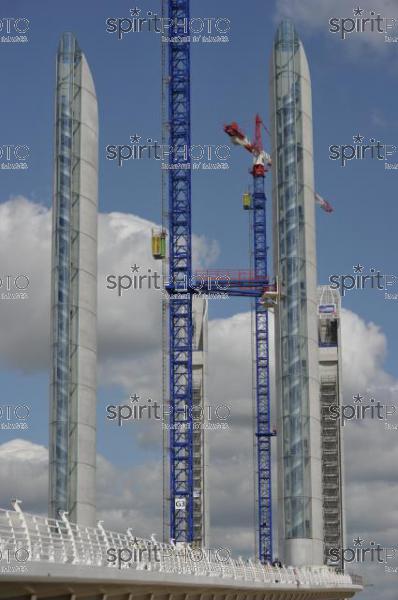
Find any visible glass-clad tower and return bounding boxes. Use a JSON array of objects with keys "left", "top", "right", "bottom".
[
  {"left": 318, "top": 286, "right": 345, "bottom": 570},
  {"left": 192, "top": 296, "right": 209, "bottom": 546},
  {"left": 49, "top": 33, "right": 98, "bottom": 527},
  {"left": 270, "top": 21, "right": 323, "bottom": 565}
]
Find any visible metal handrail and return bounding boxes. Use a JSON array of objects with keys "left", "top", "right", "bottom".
[{"left": 0, "top": 504, "right": 361, "bottom": 588}]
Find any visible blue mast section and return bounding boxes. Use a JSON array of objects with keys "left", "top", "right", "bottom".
[
  {"left": 189, "top": 169, "right": 274, "bottom": 561},
  {"left": 252, "top": 173, "right": 273, "bottom": 564},
  {"left": 167, "top": 0, "right": 194, "bottom": 543},
  {"left": 221, "top": 117, "right": 274, "bottom": 563}
]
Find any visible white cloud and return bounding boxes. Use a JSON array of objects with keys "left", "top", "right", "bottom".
[
  {"left": 0, "top": 197, "right": 219, "bottom": 374},
  {"left": 0, "top": 439, "right": 163, "bottom": 539},
  {"left": 340, "top": 307, "right": 394, "bottom": 396},
  {"left": 1, "top": 197, "right": 398, "bottom": 597},
  {"left": 0, "top": 439, "right": 48, "bottom": 514},
  {"left": 0, "top": 197, "right": 51, "bottom": 371},
  {"left": 275, "top": 0, "right": 397, "bottom": 57}
]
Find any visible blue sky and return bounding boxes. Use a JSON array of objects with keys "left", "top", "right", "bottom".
[
  {"left": 1, "top": 0, "right": 397, "bottom": 465},
  {"left": 1, "top": 1, "right": 398, "bottom": 596},
  {"left": 2, "top": 0, "right": 398, "bottom": 352}
]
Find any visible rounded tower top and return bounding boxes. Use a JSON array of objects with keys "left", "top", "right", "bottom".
[
  {"left": 274, "top": 19, "right": 300, "bottom": 50},
  {"left": 58, "top": 32, "right": 81, "bottom": 55}
]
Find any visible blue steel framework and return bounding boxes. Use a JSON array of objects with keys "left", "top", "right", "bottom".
[
  {"left": 165, "top": 0, "right": 274, "bottom": 553},
  {"left": 252, "top": 173, "right": 273, "bottom": 564},
  {"left": 167, "top": 0, "right": 194, "bottom": 542},
  {"left": 193, "top": 171, "right": 274, "bottom": 563},
  {"left": 221, "top": 117, "right": 275, "bottom": 563}
]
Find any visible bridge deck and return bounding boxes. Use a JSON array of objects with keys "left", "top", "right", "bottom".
[{"left": 0, "top": 504, "right": 363, "bottom": 600}]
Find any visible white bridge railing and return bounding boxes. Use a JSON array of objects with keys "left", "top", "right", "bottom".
[{"left": 0, "top": 501, "right": 359, "bottom": 588}]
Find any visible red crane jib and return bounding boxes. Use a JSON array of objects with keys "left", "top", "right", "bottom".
[{"left": 224, "top": 122, "right": 245, "bottom": 141}]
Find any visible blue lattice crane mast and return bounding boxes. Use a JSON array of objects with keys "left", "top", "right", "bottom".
[
  {"left": 222, "top": 116, "right": 334, "bottom": 562},
  {"left": 224, "top": 115, "right": 276, "bottom": 564},
  {"left": 166, "top": 0, "right": 194, "bottom": 544}
]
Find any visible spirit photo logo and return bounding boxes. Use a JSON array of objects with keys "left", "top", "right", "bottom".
[
  {"left": 329, "top": 393, "right": 396, "bottom": 426},
  {"left": 328, "top": 537, "right": 396, "bottom": 566},
  {"left": 106, "top": 135, "right": 230, "bottom": 170},
  {"left": 0, "top": 17, "right": 29, "bottom": 43},
  {"left": 329, "top": 7, "right": 398, "bottom": 40},
  {"left": 0, "top": 274, "right": 30, "bottom": 300},
  {"left": 329, "top": 134, "right": 396, "bottom": 168},
  {"left": 106, "top": 265, "right": 163, "bottom": 295},
  {"left": 0, "top": 547, "right": 30, "bottom": 563},
  {"left": 172, "top": 543, "right": 231, "bottom": 564},
  {"left": 106, "top": 8, "right": 230, "bottom": 42},
  {"left": 0, "top": 145, "right": 30, "bottom": 170},
  {"left": 106, "top": 265, "right": 231, "bottom": 297},
  {"left": 0, "top": 404, "right": 30, "bottom": 431},
  {"left": 106, "top": 394, "right": 231, "bottom": 429},
  {"left": 107, "top": 538, "right": 161, "bottom": 570},
  {"left": 107, "top": 538, "right": 231, "bottom": 570},
  {"left": 329, "top": 264, "right": 398, "bottom": 297},
  {"left": 0, "top": 544, "right": 30, "bottom": 574}
]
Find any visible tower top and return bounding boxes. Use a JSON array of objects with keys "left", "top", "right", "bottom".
[
  {"left": 274, "top": 19, "right": 300, "bottom": 49},
  {"left": 57, "top": 32, "right": 81, "bottom": 56}
]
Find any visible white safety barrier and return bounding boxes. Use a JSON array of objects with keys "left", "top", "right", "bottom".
[{"left": 0, "top": 502, "right": 361, "bottom": 588}]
